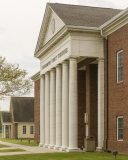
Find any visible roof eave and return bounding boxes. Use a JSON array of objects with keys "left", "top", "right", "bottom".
[
  {"left": 100, "top": 7, "right": 128, "bottom": 36},
  {"left": 30, "top": 71, "right": 40, "bottom": 81}
]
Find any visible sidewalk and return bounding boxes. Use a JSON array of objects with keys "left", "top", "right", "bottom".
[{"left": 0, "top": 141, "right": 63, "bottom": 156}]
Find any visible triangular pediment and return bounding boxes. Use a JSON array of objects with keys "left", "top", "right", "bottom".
[{"left": 35, "top": 3, "right": 65, "bottom": 55}]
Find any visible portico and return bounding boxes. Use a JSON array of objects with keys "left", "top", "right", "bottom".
[{"left": 34, "top": 3, "right": 107, "bottom": 152}]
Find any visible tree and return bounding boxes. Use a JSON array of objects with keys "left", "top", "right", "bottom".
[{"left": 0, "top": 56, "right": 33, "bottom": 99}]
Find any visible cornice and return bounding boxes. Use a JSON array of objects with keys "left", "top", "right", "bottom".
[
  {"left": 100, "top": 7, "right": 128, "bottom": 36},
  {"left": 30, "top": 71, "right": 40, "bottom": 82}
]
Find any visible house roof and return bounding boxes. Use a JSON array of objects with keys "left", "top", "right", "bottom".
[
  {"left": 48, "top": 3, "right": 122, "bottom": 27},
  {"left": 11, "top": 97, "right": 34, "bottom": 123},
  {"left": 2, "top": 112, "right": 12, "bottom": 123}
]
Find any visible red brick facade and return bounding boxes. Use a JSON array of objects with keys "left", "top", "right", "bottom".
[
  {"left": 77, "top": 64, "right": 98, "bottom": 148},
  {"left": 104, "top": 23, "right": 128, "bottom": 154},
  {"left": 34, "top": 79, "right": 40, "bottom": 142}
]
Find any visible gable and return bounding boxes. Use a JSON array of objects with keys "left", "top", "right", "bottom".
[{"left": 43, "top": 9, "right": 65, "bottom": 46}]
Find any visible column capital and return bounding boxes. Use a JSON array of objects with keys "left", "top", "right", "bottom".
[
  {"left": 62, "top": 60, "right": 69, "bottom": 65},
  {"left": 97, "top": 57, "right": 104, "bottom": 62},
  {"left": 40, "top": 74, "right": 45, "bottom": 78},
  {"left": 69, "top": 55, "right": 79, "bottom": 60},
  {"left": 55, "top": 64, "right": 62, "bottom": 68},
  {"left": 45, "top": 71, "right": 50, "bottom": 76},
  {"left": 50, "top": 68, "right": 56, "bottom": 72}
]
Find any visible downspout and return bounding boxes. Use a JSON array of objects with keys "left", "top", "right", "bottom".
[{"left": 101, "top": 29, "right": 108, "bottom": 151}]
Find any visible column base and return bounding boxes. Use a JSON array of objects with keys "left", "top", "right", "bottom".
[
  {"left": 44, "top": 144, "right": 49, "bottom": 148},
  {"left": 60, "top": 146, "right": 68, "bottom": 151},
  {"left": 66, "top": 147, "right": 80, "bottom": 152},
  {"left": 54, "top": 145, "right": 61, "bottom": 150},
  {"left": 48, "top": 145, "right": 55, "bottom": 149},
  {"left": 39, "top": 143, "right": 44, "bottom": 147},
  {"left": 96, "top": 147, "right": 103, "bottom": 152}
]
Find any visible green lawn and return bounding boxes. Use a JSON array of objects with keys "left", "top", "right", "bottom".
[
  {"left": 0, "top": 144, "right": 10, "bottom": 148},
  {"left": 0, "top": 152, "right": 127, "bottom": 160},
  {"left": 0, "top": 133, "right": 2, "bottom": 137},
  {"left": 0, "top": 148, "right": 25, "bottom": 153},
  {"left": 0, "top": 138, "right": 38, "bottom": 146}
]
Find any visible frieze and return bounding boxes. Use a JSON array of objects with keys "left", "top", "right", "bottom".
[{"left": 42, "top": 48, "right": 68, "bottom": 69}]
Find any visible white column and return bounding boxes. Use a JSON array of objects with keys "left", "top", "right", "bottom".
[
  {"left": 11, "top": 125, "right": 13, "bottom": 138},
  {"left": 2, "top": 125, "right": 4, "bottom": 138},
  {"left": 44, "top": 72, "right": 50, "bottom": 148},
  {"left": 60, "top": 61, "right": 69, "bottom": 151},
  {"left": 54, "top": 65, "right": 62, "bottom": 150},
  {"left": 49, "top": 69, "right": 56, "bottom": 149},
  {"left": 67, "top": 58, "right": 79, "bottom": 152},
  {"left": 97, "top": 58, "right": 104, "bottom": 151},
  {"left": 39, "top": 75, "right": 45, "bottom": 147},
  {"left": 9, "top": 126, "right": 11, "bottom": 138},
  {"left": 4, "top": 125, "right": 6, "bottom": 138}
]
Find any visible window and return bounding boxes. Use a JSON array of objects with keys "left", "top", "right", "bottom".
[
  {"left": 30, "top": 126, "right": 34, "bottom": 134},
  {"left": 117, "top": 116, "right": 123, "bottom": 141},
  {"left": 117, "top": 50, "right": 123, "bottom": 83},
  {"left": 38, "top": 90, "right": 40, "bottom": 107},
  {"left": 23, "top": 125, "right": 26, "bottom": 134},
  {"left": 38, "top": 123, "right": 40, "bottom": 136}
]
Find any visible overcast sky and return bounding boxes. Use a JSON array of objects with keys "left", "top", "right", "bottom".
[{"left": 0, "top": 0, "right": 128, "bottom": 111}]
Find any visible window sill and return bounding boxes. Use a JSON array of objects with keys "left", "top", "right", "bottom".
[{"left": 117, "top": 81, "right": 123, "bottom": 85}]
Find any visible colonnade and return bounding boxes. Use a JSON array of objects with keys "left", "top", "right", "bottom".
[
  {"left": 2, "top": 125, "right": 12, "bottom": 138},
  {"left": 39, "top": 57, "right": 104, "bottom": 151},
  {"left": 40, "top": 58, "right": 78, "bottom": 151}
]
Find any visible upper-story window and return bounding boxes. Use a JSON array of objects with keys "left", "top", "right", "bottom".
[
  {"left": 117, "top": 50, "right": 123, "bottom": 83},
  {"left": 38, "top": 90, "right": 40, "bottom": 107}
]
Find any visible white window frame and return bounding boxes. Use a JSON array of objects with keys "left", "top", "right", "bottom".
[
  {"left": 22, "top": 125, "right": 26, "bottom": 134},
  {"left": 117, "top": 50, "right": 123, "bottom": 83},
  {"left": 30, "top": 125, "right": 34, "bottom": 135},
  {"left": 117, "top": 116, "right": 123, "bottom": 141}
]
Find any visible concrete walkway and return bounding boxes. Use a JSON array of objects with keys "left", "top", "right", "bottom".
[{"left": 0, "top": 141, "right": 63, "bottom": 156}]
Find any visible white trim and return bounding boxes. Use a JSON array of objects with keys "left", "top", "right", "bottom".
[
  {"left": 30, "top": 71, "right": 40, "bottom": 81},
  {"left": 22, "top": 125, "right": 26, "bottom": 135},
  {"left": 117, "top": 116, "right": 123, "bottom": 141},
  {"left": 100, "top": 8, "right": 128, "bottom": 29},
  {"left": 117, "top": 50, "right": 123, "bottom": 83}
]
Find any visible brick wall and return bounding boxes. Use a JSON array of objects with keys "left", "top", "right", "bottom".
[
  {"left": 78, "top": 70, "right": 86, "bottom": 147},
  {"left": 34, "top": 79, "right": 40, "bottom": 142},
  {"left": 86, "top": 64, "right": 98, "bottom": 148},
  {"left": 104, "top": 23, "right": 128, "bottom": 154}
]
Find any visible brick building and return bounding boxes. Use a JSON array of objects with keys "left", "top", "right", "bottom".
[
  {"left": 31, "top": 3, "right": 128, "bottom": 154},
  {"left": 31, "top": 71, "right": 40, "bottom": 142}
]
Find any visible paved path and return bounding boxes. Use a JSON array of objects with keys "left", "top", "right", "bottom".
[{"left": 0, "top": 140, "right": 63, "bottom": 156}]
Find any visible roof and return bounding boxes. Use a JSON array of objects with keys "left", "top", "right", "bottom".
[
  {"left": 11, "top": 97, "right": 34, "bottom": 123},
  {"left": 30, "top": 71, "right": 40, "bottom": 81},
  {"left": 2, "top": 112, "right": 12, "bottom": 123},
  {"left": 48, "top": 3, "right": 122, "bottom": 27}
]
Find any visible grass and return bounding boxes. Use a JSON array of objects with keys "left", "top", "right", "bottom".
[
  {"left": 0, "top": 152, "right": 127, "bottom": 160},
  {"left": 0, "top": 133, "right": 2, "bottom": 137},
  {"left": 0, "top": 148, "right": 25, "bottom": 153},
  {"left": 0, "top": 138, "right": 38, "bottom": 146},
  {"left": 0, "top": 144, "right": 10, "bottom": 148}
]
